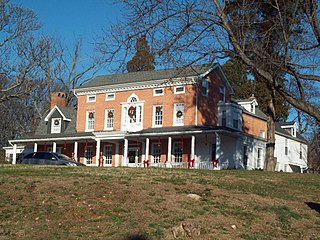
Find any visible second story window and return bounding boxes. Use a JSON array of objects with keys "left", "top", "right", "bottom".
[
  {"left": 105, "top": 109, "right": 114, "bottom": 130},
  {"left": 174, "top": 103, "right": 184, "bottom": 126},
  {"left": 174, "top": 86, "right": 185, "bottom": 94},
  {"left": 153, "top": 105, "right": 163, "bottom": 127},
  {"left": 87, "top": 95, "right": 96, "bottom": 103},
  {"left": 222, "top": 110, "right": 226, "bottom": 127},
  {"left": 86, "top": 111, "right": 95, "bottom": 131},
  {"left": 202, "top": 78, "right": 208, "bottom": 96},
  {"left": 51, "top": 118, "right": 61, "bottom": 133},
  {"left": 260, "top": 130, "right": 265, "bottom": 138},
  {"left": 219, "top": 86, "right": 225, "bottom": 102}
]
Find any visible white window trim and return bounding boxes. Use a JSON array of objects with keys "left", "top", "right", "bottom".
[
  {"left": 202, "top": 78, "right": 209, "bottom": 97},
  {"left": 173, "top": 103, "right": 184, "bottom": 126},
  {"left": 104, "top": 109, "right": 114, "bottom": 130},
  {"left": 104, "top": 145, "right": 113, "bottom": 166},
  {"left": 174, "top": 86, "right": 185, "bottom": 94},
  {"left": 105, "top": 93, "right": 115, "bottom": 101},
  {"left": 219, "top": 86, "right": 225, "bottom": 102},
  {"left": 87, "top": 95, "right": 96, "bottom": 103},
  {"left": 85, "top": 110, "right": 95, "bottom": 132},
  {"left": 153, "top": 88, "right": 164, "bottom": 96},
  {"left": 51, "top": 118, "right": 62, "bottom": 134},
  {"left": 151, "top": 142, "right": 161, "bottom": 163},
  {"left": 152, "top": 105, "right": 163, "bottom": 128}
]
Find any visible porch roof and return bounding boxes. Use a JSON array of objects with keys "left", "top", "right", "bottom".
[{"left": 127, "top": 125, "right": 241, "bottom": 137}]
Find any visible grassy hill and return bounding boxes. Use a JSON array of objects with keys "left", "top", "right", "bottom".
[{"left": 0, "top": 165, "right": 319, "bottom": 240}]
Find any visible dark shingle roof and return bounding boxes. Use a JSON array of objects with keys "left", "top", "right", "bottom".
[
  {"left": 77, "top": 64, "right": 213, "bottom": 89},
  {"left": 34, "top": 107, "right": 77, "bottom": 136},
  {"left": 275, "top": 122, "right": 306, "bottom": 143}
]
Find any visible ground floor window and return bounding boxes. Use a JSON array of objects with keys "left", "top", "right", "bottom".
[
  {"left": 173, "top": 142, "right": 183, "bottom": 162},
  {"left": 104, "top": 145, "right": 112, "bottom": 165},
  {"left": 152, "top": 142, "right": 161, "bottom": 163},
  {"left": 257, "top": 148, "right": 262, "bottom": 169},
  {"left": 85, "top": 146, "right": 93, "bottom": 164}
]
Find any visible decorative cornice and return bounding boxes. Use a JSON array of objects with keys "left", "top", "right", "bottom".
[{"left": 75, "top": 77, "right": 197, "bottom": 96}]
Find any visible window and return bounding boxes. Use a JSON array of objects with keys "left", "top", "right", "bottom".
[
  {"left": 173, "top": 103, "right": 184, "bottom": 126},
  {"left": 300, "top": 144, "right": 302, "bottom": 159},
  {"left": 257, "top": 148, "right": 262, "bottom": 169},
  {"left": 173, "top": 142, "right": 183, "bottom": 162},
  {"left": 105, "top": 109, "right": 114, "bottom": 130},
  {"left": 51, "top": 118, "right": 61, "bottom": 133},
  {"left": 153, "top": 105, "right": 163, "bottom": 127},
  {"left": 174, "top": 86, "right": 185, "bottom": 94},
  {"left": 152, "top": 143, "right": 161, "bottom": 163},
  {"left": 219, "top": 86, "right": 225, "bottom": 102},
  {"left": 285, "top": 139, "right": 288, "bottom": 155},
  {"left": 222, "top": 110, "right": 226, "bottom": 127},
  {"left": 201, "top": 78, "right": 208, "bottom": 96},
  {"left": 86, "top": 111, "right": 95, "bottom": 131},
  {"left": 153, "top": 88, "right": 164, "bottom": 96},
  {"left": 250, "top": 103, "right": 254, "bottom": 113},
  {"left": 104, "top": 145, "right": 112, "bottom": 165},
  {"left": 106, "top": 93, "right": 115, "bottom": 101},
  {"left": 232, "top": 112, "right": 239, "bottom": 129},
  {"left": 84, "top": 146, "right": 93, "bottom": 165},
  {"left": 260, "top": 130, "right": 265, "bottom": 138},
  {"left": 87, "top": 95, "right": 96, "bottom": 102}
]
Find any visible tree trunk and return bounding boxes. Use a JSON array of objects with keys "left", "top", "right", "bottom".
[{"left": 264, "top": 97, "right": 276, "bottom": 171}]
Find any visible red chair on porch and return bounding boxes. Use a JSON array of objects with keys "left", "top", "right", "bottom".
[
  {"left": 143, "top": 160, "right": 150, "bottom": 168},
  {"left": 188, "top": 159, "right": 195, "bottom": 169},
  {"left": 212, "top": 159, "right": 219, "bottom": 169}
]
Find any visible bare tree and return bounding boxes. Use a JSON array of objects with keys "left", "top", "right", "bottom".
[{"left": 51, "top": 38, "right": 102, "bottom": 106}]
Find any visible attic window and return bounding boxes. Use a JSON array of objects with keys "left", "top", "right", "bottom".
[
  {"left": 174, "top": 86, "right": 185, "bottom": 94},
  {"left": 87, "top": 95, "right": 96, "bottom": 102},
  {"left": 51, "top": 118, "right": 61, "bottom": 133},
  {"left": 250, "top": 103, "right": 254, "bottom": 113},
  {"left": 154, "top": 88, "right": 164, "bottom": 96},
  {"left": 106, "top": 93, "right": 115, "bottom": 101}
]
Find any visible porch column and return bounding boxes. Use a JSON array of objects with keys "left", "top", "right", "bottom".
[
  {"left": 167, "top": 137, "right": 172, "bottom": 162},
  {"left": 74, "top": 141, "right": 78, "bottom": 161},
  {"left": 215, "top": 133, "right": 221, "bottom": 160},
  {"left": 53, "top": 142, "right": 56, "bottom": 152},
  {"left": 191, "top": 135, "right": 195, "bottom": 160},
  {"left": 12, "top": 144, "right": 17, "bottom": 165},
  {"left": 34, "top": 143, "right": 38, "bottom": 152},
  {"left": 123, "top": 138, "right": 128, "bottom": 166},
  {"left": 115, "top": 142, "right": 119, "bottom": 167},
  {"left": 145, "top": 137, "right": 149, "bottom": 161},
  {"left": 96, "top": 139, "right": 101, "bottom": 166}
]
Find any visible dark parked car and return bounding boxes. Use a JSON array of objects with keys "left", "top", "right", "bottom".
[{"left": 20, "top": 152, "right": 85, "bottom": 166}]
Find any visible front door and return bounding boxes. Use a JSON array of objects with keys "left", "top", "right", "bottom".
[{"left": 128, "top": 144, "right": 140, "bottom": 166}]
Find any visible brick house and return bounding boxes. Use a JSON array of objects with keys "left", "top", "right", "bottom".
[{"left": 6, "top": 64, "right": 307, "bottom": 171}]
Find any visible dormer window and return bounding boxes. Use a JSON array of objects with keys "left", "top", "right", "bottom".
[
  {"left": 51, "top": 118, "right": 61, "bottom": 133},
  {"left": 250, "top": 103, "right": 255, "bottom": 113}
]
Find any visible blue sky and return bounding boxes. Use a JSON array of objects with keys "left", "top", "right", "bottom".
[{"left": 12, "top": 0, "right": 121, "bottom": 57}]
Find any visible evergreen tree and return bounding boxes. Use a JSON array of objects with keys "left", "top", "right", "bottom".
[{"left": 126, "top": 36, "right": 155, "bottom": 72}]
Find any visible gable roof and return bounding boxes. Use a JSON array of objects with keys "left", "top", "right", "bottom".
[
  {"left": 275, "top": 122, "right": 306, "bottom": 143},
  {"left": 75, "top": 63, "right": 234, "bottom": 94},
  {"left": 44, "top": 106, "right": 72, "bottom": 122}
]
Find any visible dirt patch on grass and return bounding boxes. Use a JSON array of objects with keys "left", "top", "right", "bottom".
[{"left": 0, "top": 166, "right": 319, "bottom": 239}]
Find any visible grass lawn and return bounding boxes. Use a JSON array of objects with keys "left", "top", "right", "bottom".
[{"left": 0, "top": 165, "right": 319, "bottom": 240}]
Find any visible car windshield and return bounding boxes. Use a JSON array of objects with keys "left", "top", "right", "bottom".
[{"left": 55, "top": 153, "right": 73, "bottom": 161}]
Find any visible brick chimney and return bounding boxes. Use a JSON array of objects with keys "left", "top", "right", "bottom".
[{"left": 50, "top": 92, "right": 67, "bottom": 109}]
